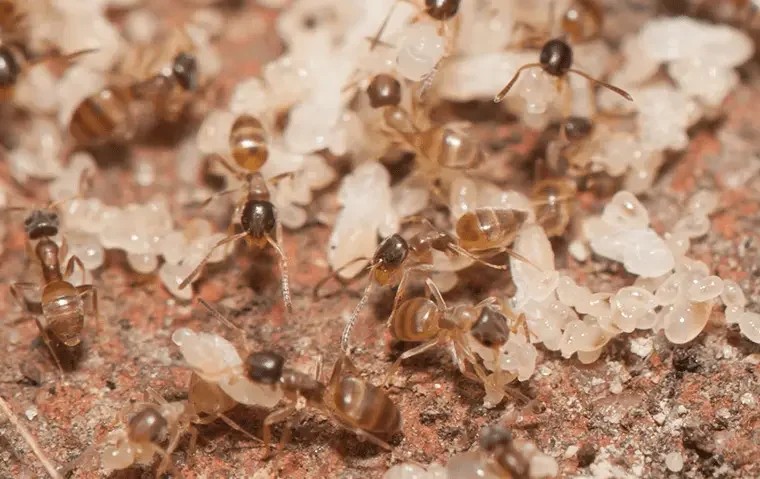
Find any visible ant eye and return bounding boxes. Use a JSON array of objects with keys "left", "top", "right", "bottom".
[{"left": 173, "top": 52, "right": 198, "bottom": 91}]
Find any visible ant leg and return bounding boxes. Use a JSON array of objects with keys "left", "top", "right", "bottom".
[
  {"left": 218, "top": 413, "right": 263, "bottom": 444},
  {"left": 266, "top": 221, "right": 292, "bottom": 312},
  {"left": 76, "top": 285, "right": 100, "bottom": 336},
  {"left": 493, "top": 63, "right": 542, "bottom": 103},
  {"left": 345, "top": 425, "right": 392, "bottom": 450},
  {"left": 312, "top": 257, "right": 372, "bottom": 300},
  {"left": 10, "top": 282, "right": 38, "bottom": 311},
  {"left": 37, "top": 321, "right": 65, "bottom": 379},
  {"left": 568, "top": 69, "right": 633, "bottom": 101},
  {"left": 63, "top": 254, "right": 87, "bottom": 286},
  {"left": 340, "top": 279, "right": 375, "bottom": 354},
  {"left": 261, "top": 405, "right": 296, "bottom": 459},
  {"left": 178, "top": 231, "right": 248, "bottom": 290},
  {"left": 383, "top": 338, "right": 440, "bottom": 386},
  {"left": 153, "top": 444, "right": 179, "bottom": 479},
  {"left": 186, "top": 425, "right": 199, "bottom": 466},
  {"left": 424, "top": 277, "right": 447, "bottom": 310},
  {"left": 267, "top": 171, "right": 296, "bottom": 186},
  {"left": 314, "top": 354, "right": 323, "bottom": 382}
]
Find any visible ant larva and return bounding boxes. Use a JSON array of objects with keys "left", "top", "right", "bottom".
[
  {"left": 195, "top": 299, "right": 402, "bottom": 457},
  {"left": 5, "top": 175, "right": 99, "bottom": 375},
  {"left": 70, "top": 36, "right": 203, "bottom": 145},
  {"left": 383, "top": 275, "right": 531, "bottom": 386},
  {"left": 177, "top": 156, "right": 292, "bottom": 311}
]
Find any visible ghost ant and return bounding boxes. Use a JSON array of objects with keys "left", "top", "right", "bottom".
[
  {"left": 177, "top": 154, "right": 292, "bottom": 312},
  {"left": 313, "top": 205, "right": 540, "bottom": 353},
  {"left": 196, "top": 299, "right": 402, "bottom": 457},
  {"left": 5, "top": 171, "right": 99, "bottom": 375},
  {"left": 383, "top": 273, "right": 532, "bottom": 387},
  {"left": 494, "top": 0, "right": 631, "bottom": 110}
]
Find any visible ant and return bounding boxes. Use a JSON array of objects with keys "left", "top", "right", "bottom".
[
  {"left": 197, "top": 299, "right": 402, "bottom": 457},
  {"left": 494, "top": 0, "right": 631, "bottom": 109},
  {"left": 69, "top": 51, "right": 201, "bottom": 145},
  {"left": 493, "top": 37, "right": 632, "bottom": 106},
  {"left": 0, "top": 43, "right": 95, "bottom": 102},
  {"left": 61, "top": 392, "right": 195, "bottom": 477},
  {"left": 383, "top": 274, "right": 531, "bottom": 386},
  {"left": 6, "top": 173, "right": 99, "bottom": 375},
  {"left": 314, "top": 205, "right": 539, "bottom": 353},
  {"left": 177, "top": 155, "right": 292, "bottom": 311}
]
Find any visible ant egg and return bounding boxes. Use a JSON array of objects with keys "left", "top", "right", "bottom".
[
  {"left": 622, "top": 229, "right": 674, "bottom": 278},
  {"left": 663, "top": 300, "right": 712, "bottom": 344},
  {"left": 396, "top": 23, "right": 445, "bottom": 82},
  {"left": 602, "top": 191, "right": 650, "bottom": 231},
  {"left": 720, "top": 280, "right": 746, "bottom": 308},
  {"left": 687, "top": 276, "right": 724, "bottom": 302},
  {"left": 737, "top": 312, "right": 760, "bottom": 343}
]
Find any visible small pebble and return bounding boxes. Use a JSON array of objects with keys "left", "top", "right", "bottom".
[
  {"left": 25, "top": 407, "right": 38, "bottom": 421},
  {"left": 665, "top": 451, "right": 684, "bottom": 472}
]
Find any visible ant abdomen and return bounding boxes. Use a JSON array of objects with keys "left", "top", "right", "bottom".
[
  {"left": 390, "top": 297, "right": 441, "bottom": 341},
  {"left": 455, "top": 208, "right": 528, "bottom": 251},
  {"left": 230, "top": 115, "right": 269, "bottom": 172},
  {"left": 333, "top": 376, "right": 402, "bottom": 435},
  {"left": 41, "top": 282, "right": 85, "bottom": 347},
  {"left": 415, "top": 126, "right": 485, "bottom": 170}
]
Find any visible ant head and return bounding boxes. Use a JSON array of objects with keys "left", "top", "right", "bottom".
[
  {"left": 563, "top": 116, "right": 594, "bottom": 141},
  {"left": 241, "top": 199, "right": 276, "bottom": 239},
  {"left": 480, "top": 425, "right": 514, "bottom": 451},
  {"left": 245, "top": 351, "right": 285, "bottom": 385},
  {"left": 0, "top": 47, "right": 21, "bottom": 87},
  {"left": 367, "top": 74, "right": 402, "bottom": 109},
  {"left": 127, "top": 407, "right": 168, "bottom": 443},
  {"left": 24, "top": 209, "right": 60, "bottom": 240},
  {"left": 373, "top": 234, "right": 409, "bottom": 269},
  {"left": 172, "top": 51, "right": 199, "bottom": 91},
  {"left": 469, "top": 305, "right": 510, "bottom": 348},
  {"left": 425, "top": 0, "right": 461, "bottom": 21},
  {"left": 539, "top": 39, "right": 573, "bottom": 77}
]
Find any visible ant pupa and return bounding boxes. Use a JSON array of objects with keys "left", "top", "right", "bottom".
[
  {"left": 383, "top": 275, "right": 531, "bottom": 386},
  {"left": 196, "top": 299, "right": 402, "bottom": 457},
  {"left": 177, "top": 156, "right": 292, "bottom": 311},
  {"left": 5, "top": 173, "right": 99, "bottom": 375}
]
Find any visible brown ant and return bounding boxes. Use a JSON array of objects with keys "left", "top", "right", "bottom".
[
  {"left": 198, "top": 299, "right": 402, "bottom": 457},
  {"left": 177, "top": 155, "right": 292, "bottom": 311},
  {"left": 493, "top": 37, "right": 632, "bottom": 106},
  {"left": 478, "top": 425, "right": 534, "bottom": 478},
  {"left": 314, "top": 206, "right": 538, "bottom": 353},
  {"left": 0, "top": 43, "right": 95, "bottom": 102},
  {"left": 6, "top": 175, "right": 99, "bottom": 375},
  {"left": 383, "top": 274, "right": 531, "bottom": 386},
  {"left": 531, "top": 177, "right": 578, "bottom": 238},
  {"left": 69, "top": 51, "right": 201, "bottom": 145}
]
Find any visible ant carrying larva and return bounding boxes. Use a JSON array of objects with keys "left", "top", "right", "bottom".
[{"left": 193, "top": 299, "right": 402, "bottom": 457}]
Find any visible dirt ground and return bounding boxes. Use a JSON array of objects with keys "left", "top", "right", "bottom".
[{"left": 1, "top": 1, "right": 759, "bottom": 478}]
